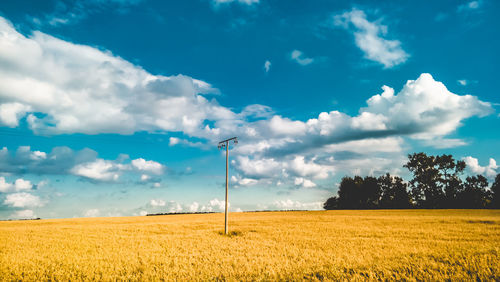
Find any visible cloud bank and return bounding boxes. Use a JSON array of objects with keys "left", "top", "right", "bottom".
[
  {"left": 0, "top": 16, "right": 494, "bottom": 189},
  {"left": 0, "top": 146, "right": 164, "bottom": 183}
]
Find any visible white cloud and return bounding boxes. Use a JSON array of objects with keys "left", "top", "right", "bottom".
[
  {"left": 200, "top": 198, "right": 227, "bottom": 212},
  {"left": 4, "top": 192, "right": 43, "bottom": 208},
  {"left": 294, "top": 177, "right": 316, "bottom": 188},
  {"left": 235, "top": 156, "right": 283, "bottom": 179},
  {"left": 131, "top": 158, "right": 164, "bottom": 175},
  {"left": 0, "top": 177, "right": 34, "bottom": 192},
  {"left": 362, "top": 74, "right": 492, "bottom": 139},
  {"left": 14, "top": 179, "right": 33, "bottom": 191},
  {"left": 71, "top": 159, "right": 121, "bottom": 181},
  {"left": 0, "top": 17, "right": 230, "bottom": 138},
  {"left": 83, "top": 209, "right": 100, "bottom": 217},
  {"left": 30, "top": 150, "right": 47, "bottom": 160},
  {"left": 333, "top": 8, "right": 408, "bottom": 68},
  {"left": 458, "top": 79, "right": 468, "bottom": 86},
  {"left": 150, "top": 199, "right": 166, "bottom": 207},
  {"left": 147, "top": 199, "right": 182, "bottom": 213},
  {"left": 189, "top": 202, "right": 200, "bottom": 212},
  {"left": 264, "top": 60, "right": 271, "bottom": 73},
  {"left": 268, "top": 115, "right": 307, "bottom": 136},
  {"left": 288, "top": 156, "right": 333, "bottom": 179},
  {"left": 140, "top": 198, "right": 234, "bottom": 214},
  {"left": 270, "top": 199, "right": 323, "bottom": 210},
  {"left": 168, "top": 137, "right": 206, "bottom": 149},
  {"left": 11, "top": 209, "right": 36, "bottom": 219},
  {"left": 231, "top": 74, "right": 490, "bottom": 182},
  {"left": 0, "top": 177, "right": 13, "bottom": 193},
  {"left": 0, "top": 103, "right": 32, "bottom": 127},
  {"left": 231, "top": 175, "right": 260, "bottom": 187},
  {"left": 233, "top": 155, "right": 333, "bottom": 187},
  {"left": 290, "top": 50, "right": 314, "bottom": 66},
  {"left": 463, "top": 156, "right": 498, "bottom": 179}
]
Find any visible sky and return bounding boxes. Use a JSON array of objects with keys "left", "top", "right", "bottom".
[{"left": 0, "top": 0, "right": 499, "bottom": 219}]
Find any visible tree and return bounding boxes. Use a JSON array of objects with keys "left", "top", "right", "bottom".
[
  {"left": 489, "top": 174, "right": 500, "bottom": 209},
  {"left": 458, "top": 175, "right": 489, "bottom": 208},
  {"left": 378, "top": 173, "right": 394, "bottom": 208},
  {"left": 435, "top": 154, "right": 465, "bottom": 208},
  {"left": 337, "top": 176, "right": 362, "bottom": 209},
  {"left": 404, "top": 153, "right": 443, "bottom": 208},
  {"left": 323, "top": 196, "right": 339, "bottom": 210},
  {"left": 378, "top": 173, "right": 411, "bottom": 209},
  {"left": 360, "top": 176, "right": 380, "bottom": 209}
]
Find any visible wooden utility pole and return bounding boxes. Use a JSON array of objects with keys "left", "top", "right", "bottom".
[{"left": 218, "top": 137, "right": 237, "bottom": 235}]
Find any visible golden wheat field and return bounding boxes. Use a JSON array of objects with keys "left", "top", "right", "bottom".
[{"left": 0, "top": 210, "right": 499, "bottom": 281}]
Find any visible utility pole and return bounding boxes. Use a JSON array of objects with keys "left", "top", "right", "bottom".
[{"left": 218, "top": 137, "right": 238, "bottom": 235}]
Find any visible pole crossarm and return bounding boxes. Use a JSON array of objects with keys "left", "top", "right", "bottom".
[{"left": 218, "top": 137, "right": 238, "bottom": 148}]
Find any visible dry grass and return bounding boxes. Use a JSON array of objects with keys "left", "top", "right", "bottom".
[{"left": 0, "top": 210, "right": 499, "bottom": 281}]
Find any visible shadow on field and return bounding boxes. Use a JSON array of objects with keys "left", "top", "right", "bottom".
[
  {"left": 465, "top": 220, "right": 496, "bottom": 225},
  {"left": 217, "top": 230, "right": 244, "bottom": 237}
]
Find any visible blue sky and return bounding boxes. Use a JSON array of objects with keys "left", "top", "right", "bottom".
[{"left": 0, "top": 0, "right": 498, "bottom": 219}]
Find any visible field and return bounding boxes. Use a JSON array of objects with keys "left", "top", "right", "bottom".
[{"left": 0, "top": 210, "right": 499, "bottom": 281}]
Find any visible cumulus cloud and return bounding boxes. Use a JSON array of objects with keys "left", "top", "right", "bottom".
[
  {"left": 0, "top": 103, "right": 32, "bottom": 127},
  {"left": 0, "top": 177, "right": 11, "bottom": 193},
  {"left": 232, "top": 155, "right": 334, "bottom": 188},
  {"left": 290, "top": 50, "right": 314, "bottom": 66},
  {"left": 333, "top": 8, "right": 408, "bottom": 68},
  {"left": 463, "top": 156, "right": 498, "bottom": 179},
  {"left": 14, "top": 179, "right": 33, "bottom": 191},
  {"left": 71, "top": 157, "right": 166, "bottom": 182},
  {"left": 259, "top": 73, "right": 490, "bottom": 157},
  {"left": 230, "top": 73, "right": 491, "bottom": 185},
  {"left": 4, "top": 192, "right": 44, "bottom": 208},
  {"left": 294, "top": 177, "right": 316, "bottom": 188},
  {"left": 150, "top": 199, "right": 166, "bottom": 207},
  {"left": 0, "top": 177, "right": 34, "bottom": 193},
  {"left": 71, "top": 159, "right": 123, "bottom": 182},
  {"left": 131, "top": 158, "right": 164, "bottom": 175},
  {"left": 0, "top": 17, "right": 230, "bottom": 138}
]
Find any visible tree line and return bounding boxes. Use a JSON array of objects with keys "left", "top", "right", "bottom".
[{"left": 324, "top": 153, "right": 500, "bottom": 209}]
